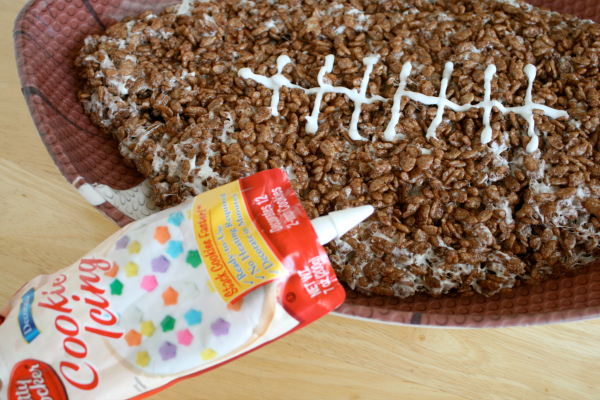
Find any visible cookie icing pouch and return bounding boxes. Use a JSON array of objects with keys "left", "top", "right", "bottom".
[{"left": 0, "top": 170, "right": 370, "bottom": 400}]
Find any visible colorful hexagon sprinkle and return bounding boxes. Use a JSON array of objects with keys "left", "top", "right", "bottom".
[
  {"left": 206, "top": 280, "right": 216, "bottom": 293},
  {"left": 159, "top": 342, "right": 177, "bottom": 361},
  {"left": 161, "top": 316, "right": 175, "bottom": 332},
  {"left": 168, "top": 212, "right": 184, "bottom": 227},
  {"left": 124, "top": 262, "right": 139, "bottom": 277},
  {"left": 227, "top": 298, "right": 244, "bottom": 312},
  {"left": 184, "top": 309, "right": 202, "bottom": 326},
  {"left": 140, "top": 321, "right": 155, "bottom": 337},
  {"left": 128, "top": 241, "right": 141, "bottom": 254},
  {"left": 166, "top": 241, "right": 183, "bottom": 259},
  {"left": 115, "top": 235, "right": 130, "bottom": 250},
  {"left": 140, "top": 275, "right": 158, "bottom": 292},
  {"left": 200, "top": 348, "right": 217, "bottom": 361},
  {"left": 151, "top": 256, "right": 170, "bottom": 273},
  {"left": 136, "top": 351, "right": 150, "bottom": 367},
  {"left": 186, "top": 250, "right": 202, "bottom": 268},
  {"left": 162, "top": 287, "right": 179, "bottom": 306},
  {"left": 177, "top": 329, "right": 193, "bottom": 346},
  {"left": 104, "top": 263, "right": 119, "bottom": 278},
  {"left": 125, "top": 330, "right": 142, "bottom": 347},
  {"left": 110, "top": 279, "right": 124, "bottom": 295},
  {"left": 211, "top": 318, "right": 230, "bottom": 337},
  {"left": 154, "top": 226, "right": 171, "bottom": 245}
]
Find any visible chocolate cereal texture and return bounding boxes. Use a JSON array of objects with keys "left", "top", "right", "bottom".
[{"left": 76, "top": 0, "right": 600, "bottom": 298}]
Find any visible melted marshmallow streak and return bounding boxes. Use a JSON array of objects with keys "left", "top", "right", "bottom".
[{"left": 239, "top": 56, "right": 569, "bottom": 153}]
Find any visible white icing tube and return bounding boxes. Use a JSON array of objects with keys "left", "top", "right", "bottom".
[
  {"left": 0, "top": 169, "right": 352, "bottom": 400},
  {"left": 239, "top": 56, "right": 569, "bottom": 153},
  {"left": 310, "top": 205, "right": 374, "bottom": 245}
]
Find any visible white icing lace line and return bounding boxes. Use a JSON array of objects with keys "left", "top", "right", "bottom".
[
  {"left": 239, "top": 54, "right": 386, "bottom": 137},
  {"left": 304, "top": 55, "right": 387, "bottom": 136},
  {"left": 238, "top": 55, "right": 569, "bottom": 153},
  {"left": 384, "top": 62, "right": 569, "bottom": 152},
  {"left": 238, "top": 55, "right": 304, "bottom": 117},
  {"left": 384, "top": 62, "right": 412, "bottom": 142},
  {"left": 428, "top": 62, "right": 454, "bottom": 141}
]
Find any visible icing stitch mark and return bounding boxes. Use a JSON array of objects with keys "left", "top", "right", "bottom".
[
  {"left": 239, "top": 54, "right": 386, "bottom": 140},
  {"left": 239, "top": 55, "right": 569, "bottom": 153}
]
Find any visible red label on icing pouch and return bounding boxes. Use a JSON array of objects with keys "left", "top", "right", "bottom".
[
  {"left": 239, "top": 170, "right": 346, "bottom": 323},
  {"left": 0, "top": 170, "right": 346, "bottom": 400},
  {"left": 9, "top": 360, "right": 68, "bottom": 400}
]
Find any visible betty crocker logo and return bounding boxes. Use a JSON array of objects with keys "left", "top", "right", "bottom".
[
  {"left": 9, "top": 360, "right": 68, "bottom": 400},
  {"left": 36, "top": 258, "right": 123, "bottom": 391}
]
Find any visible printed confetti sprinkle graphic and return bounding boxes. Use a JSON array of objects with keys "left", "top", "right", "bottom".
[
  {"left": 227, "top": 298, "right": 244, "bottom": 312},
  {"left": 110, "top": 279, "right": 124, "bottom": 295},
  {"left": 187, "top": 210, "right": 192, "bottom": 219},
  {"left": 100, "top": 200, "right": 278, "bottom": 375},
  {"left": 211, "top": 318, "right": 230, "bottom": 337},
  {"left": 161, "top": 316, "right": 175, "bottom": 332},
  {"left": 125, "top": 330, "right": 142, "bottom": 347},
  {"left": 186, "top": 250, "right": 202, "bottom": 268},
  {"left": 184, "top": 309, "right": 202, "bottom": 326},
  {"left": 141, "top": 321, "right": 155, "bottom": 337},
  {"left": 168, "top": 212, "right": 184, "bottom": 227},
  {"left": 104, "top": 263, "right": 119, "bottom": 278},
  {"left": 159, "top": 342, "right": 177, "bottom": 361},
  {"left": 128, "top": 241, "right": 141, "bottom": 254},
  {"left": 177, "top": 329, "right": 193, "bottom": 346},
  {"left": 140, "top": 275, "right": 158, "bottom": 292},
  {"left": 153, "top": 226, "right": 171, "bottom": 245},
  {"left": 151, "top": 256, "right": 170, "bottom": 273},
  {"left": 115, "top": 235, "right": 130, "bottom": 250},
  {"left": 166, "top": 241, "right": 183, "bottom": 259},
  {"left": 125, "top": 261, "right": 139, "bottom": 277},
  {"left": 136, "top": 351, "right": 150, "bottom": 367},
  {"left": 162, "top": 287, "right": 179, "bottom": 306},
  {"left": 200, "top": 348, "right": 217, "bottom": 361}
]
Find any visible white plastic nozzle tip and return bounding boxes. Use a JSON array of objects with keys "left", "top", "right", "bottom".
[{"left": 310, "top": 205, "right": 375, "bottom": 245}]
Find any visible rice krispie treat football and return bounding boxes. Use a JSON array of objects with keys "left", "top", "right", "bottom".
[{"left": 76, "top": 0, "right": 600, "bottom": 299}]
